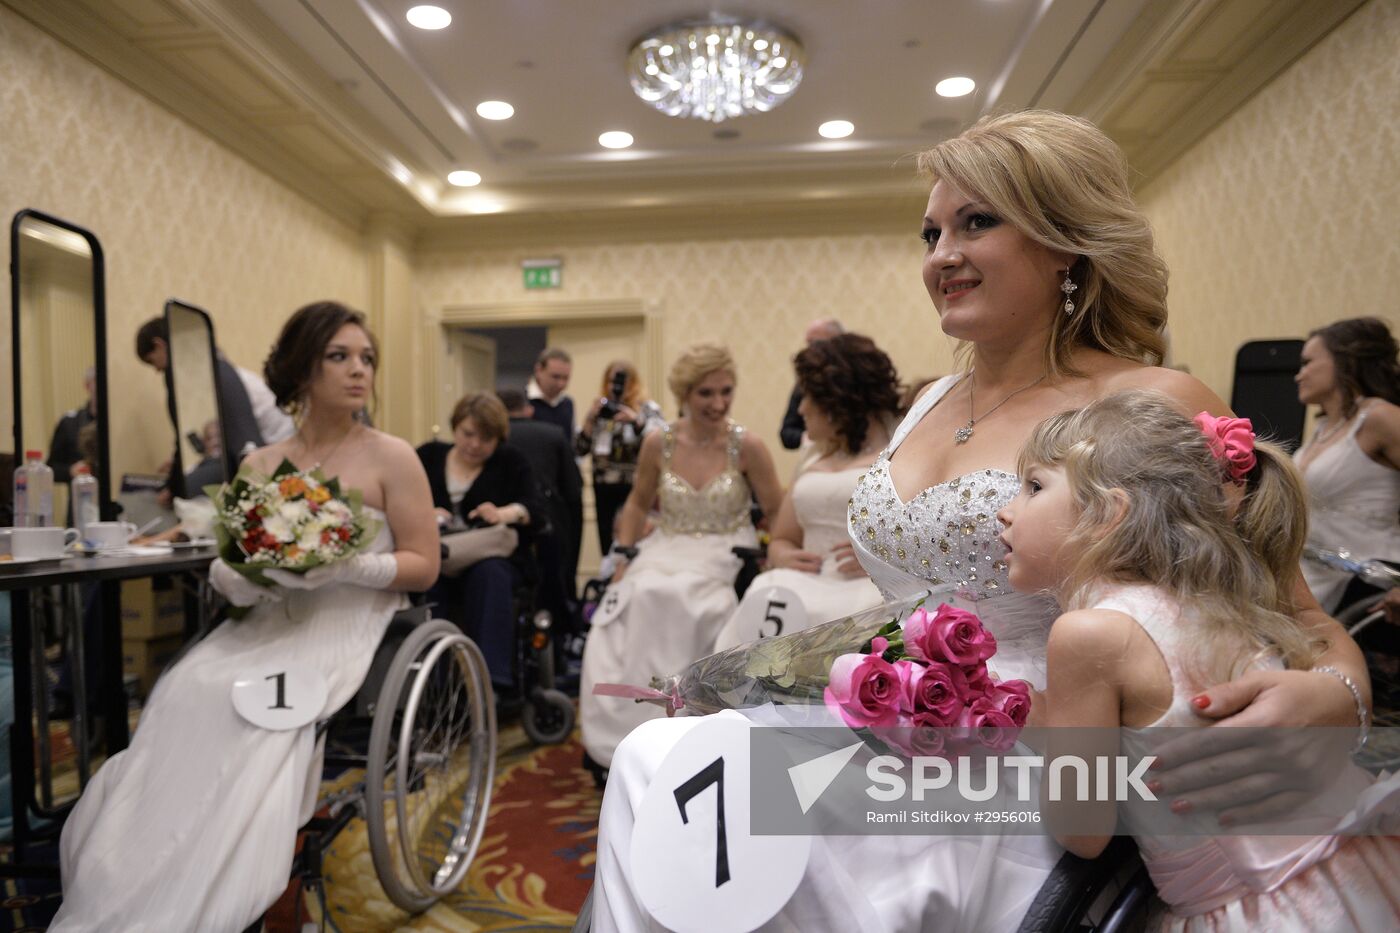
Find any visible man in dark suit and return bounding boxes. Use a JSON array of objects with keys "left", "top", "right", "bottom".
[
  {"left": 527, "top": 347, "right": 576, "bottom": 442},
  {"left": 779, "top": 317, "right": 845, "bottom": 449},
  {"left": 499, "top": 388, "right": 583, "bottom": 608}
]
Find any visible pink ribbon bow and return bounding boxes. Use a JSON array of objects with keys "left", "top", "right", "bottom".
[{"left": 1193, "top": 412, "right": 1257, "bottom": 485}]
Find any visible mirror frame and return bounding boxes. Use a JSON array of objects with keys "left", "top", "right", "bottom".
[
  {"left": 163, "top": 298, "right": 229, "bottom": 499},
  {"left": 9, "top": 209, "right": 111, "bottom": 521}
]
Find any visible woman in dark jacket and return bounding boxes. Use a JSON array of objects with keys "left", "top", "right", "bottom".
[{"left": 417, "top": 392, "right": 542, "bottom": 690}]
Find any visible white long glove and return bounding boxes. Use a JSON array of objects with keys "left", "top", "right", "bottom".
[
  {"left": 264, "top": 553, "right": 399, "bottom": 591},
  {"left": 209, "top": 557, "right": 284, "bottom": 608}
]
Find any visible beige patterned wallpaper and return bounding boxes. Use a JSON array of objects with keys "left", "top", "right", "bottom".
[
  {"left": 0, "top": 6, "right": 369, "bottom": 478},
  {"left": 1139, "top": 0, "right": 1400, "bottom": 402},
  {"left": 415, "top": 231, "right": 956, "bottom": 476},
  {"left": 5, "top": 0, "right": 1396, "bottom": 489}
]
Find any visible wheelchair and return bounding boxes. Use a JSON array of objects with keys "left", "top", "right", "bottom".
[
  {"left": 433, "top": 516, "right": 577, "bottom": 746},
  {"left": 249, "top": 602, "right": 498, "bottom": 924}
]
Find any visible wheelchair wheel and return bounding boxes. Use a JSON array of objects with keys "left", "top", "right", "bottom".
[
  {"left": 365, "top": 619, "right": 497, "bottom": 912},
  {"left": 522, "top": 687, "right": 576, "bottom": 745}
]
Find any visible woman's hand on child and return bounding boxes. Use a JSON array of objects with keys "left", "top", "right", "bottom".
[{"left": 1151, "top": 669, "right": 1360, "bottom": 825}]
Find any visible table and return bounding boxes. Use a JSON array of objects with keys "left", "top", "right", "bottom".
[{"left": 0, "top": 546, "right": 216, "bottom": 860}]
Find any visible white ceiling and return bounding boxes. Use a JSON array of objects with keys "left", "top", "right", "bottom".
[
  {"left": 247, "top": 0, "right": 1157, "bottom": 215},
  {"left": 5, "top": 0, "right": 1366, "bottom": 236}
]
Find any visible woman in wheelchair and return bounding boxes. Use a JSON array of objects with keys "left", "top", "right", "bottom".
[
  {"left": 579, "top": 343, "right": 783, "bottom": 769},
  {"left": 417, "top": 391, "right": 544, "bottom": 693},
  {"left": 54, "top": 301, "right": 441, "bottom": 932},
  {"left": 1293, "top": 316, "right": 1400, "bottom": 613},
  {"left": 712, "top": 333, "right": 899, "bottom": 651},
  {"left": 1008, "top": 392, "right": 1400, "bottom": 931}
]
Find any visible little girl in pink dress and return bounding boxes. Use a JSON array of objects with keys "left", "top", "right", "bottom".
[{"left": 998, "top": 390, "right": 1400, "bottom": 932}]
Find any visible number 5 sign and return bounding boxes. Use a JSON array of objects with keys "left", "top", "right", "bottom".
[
  {"left": 231, "top": 664, "right": 329, "bottom": 730},
  {"left": 630, "top": 716, "right": 810, "bottom": 932},
  {"left": 732, "top": 585, "right": 806, "bottom": 643}
]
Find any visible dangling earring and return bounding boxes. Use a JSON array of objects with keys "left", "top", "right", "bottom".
[{"left": 1060, "top": 268, "right": 1079, "bottom": 315}]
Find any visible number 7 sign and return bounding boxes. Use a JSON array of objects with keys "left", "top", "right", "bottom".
[{"left": 630, "top": 716, "right": 811, "bottom": 932}]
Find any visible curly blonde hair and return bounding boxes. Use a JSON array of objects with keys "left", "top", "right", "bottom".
[
  {"left": 1019, "top": 390, "right": 1321, "bottom": 679},
  {"left": 666, "top": 343, "right": 735, "bottom": 407},
  {"left": 917, "top": 111, "right": 1168, "bottom": 378}
]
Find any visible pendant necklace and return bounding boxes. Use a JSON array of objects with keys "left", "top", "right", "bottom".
[
  {"left": 299, "top": 422, "right": 359, "bottom": 469},
  {"left": 954, "top": 371, "right": 1047, "bottom": 444}
]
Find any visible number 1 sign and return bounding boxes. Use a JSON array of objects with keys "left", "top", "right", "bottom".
[
  {"left": 630, "top": 715, "right": 810, "bottom": 932},
  {"left": 231, "top": 663, "right": 330, "bottom": 730}
]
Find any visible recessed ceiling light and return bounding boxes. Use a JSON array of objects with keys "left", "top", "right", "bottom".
[
  {"left": 476, "top": 100, "right": 514, "bottom": 120},
  {"left": 935, "top": 76, "right": 976, "bottom": 98},
  {"left": 598, "top": 131, "right": 634, "bottom": 149},
  {"left": 447, "top": 170, "right": 481, "bottom": 187},
  {"left": 406, "top": 5, "right": 451, "bottom": 30},
  {"left": 818, "top": 120, "right": 854, "bottom": 139}
]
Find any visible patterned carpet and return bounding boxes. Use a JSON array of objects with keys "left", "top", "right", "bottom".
[
  {"left": 0, "top": 718, "right": 600, "bottom": 932},
  {"left": 273, "top": 721, "right": 600, "bottom": 932}
]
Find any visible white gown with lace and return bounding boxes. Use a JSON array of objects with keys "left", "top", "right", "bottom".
[
  {"left": 713, "top": 466, "right": 882, "bottom": 652},
  {"left": 592, "top": 376, "right": 1065, "bottom": 933},
  {"left": 580, "top": 423, "right": 758, "bottom": 768},
  {"left": 53, "top": 509, "right": 405, "bottom": 932}
]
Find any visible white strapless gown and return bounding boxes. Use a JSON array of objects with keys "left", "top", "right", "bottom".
[
  {"left": 592, "top": 376, "right": 1065, "bottom": 932},
  {"left": 580, "top": 423, "right": 757, "bottom": 768},
  {"left": 713, "top": 466, "right": 883, "bottom": 652},
  {"left": 53, "top": 509, "right": 406, "bottom": 932}
]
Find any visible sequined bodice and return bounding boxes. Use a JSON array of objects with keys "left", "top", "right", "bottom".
[
  {"left": 657, "top": 423, "right": 752, "bottom": 535},
  {"left": 848, "top": 457, "right": 1020, "bottom": 601}
]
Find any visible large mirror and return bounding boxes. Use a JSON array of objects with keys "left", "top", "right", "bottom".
[
  {"left": 10, "top": 210, "right": 109, "bottom": 525},
  {"left": 164, "top": 300, "right": 227, "bottom": 499}
]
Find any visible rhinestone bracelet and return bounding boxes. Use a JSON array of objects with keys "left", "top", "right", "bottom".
[{"left": 1313, "top": 665, "right": 1370, "bottom": 753}]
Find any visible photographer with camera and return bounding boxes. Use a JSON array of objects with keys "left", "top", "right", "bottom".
[{"left": 577, "top": 360, "right": 664, "bottom": 555}]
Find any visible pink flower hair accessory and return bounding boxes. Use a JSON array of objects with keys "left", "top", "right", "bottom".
[{"left": 1193, "top": 412, "right": 1256, "bottom": 485}]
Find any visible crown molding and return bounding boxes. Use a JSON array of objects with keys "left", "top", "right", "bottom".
[
  {"left": 1072, "top": 0, "right": 1368, "bottom": 184},
  {"left": 414, "top": 193, "right": 924, "bottom": 253}
]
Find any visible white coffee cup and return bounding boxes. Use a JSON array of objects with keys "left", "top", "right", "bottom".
[
  {"left": 10, "top": 526, "right": 80, "bottom": 559},
  {"left": 85, "top": 521, "right": 139, "bottom": 549}
]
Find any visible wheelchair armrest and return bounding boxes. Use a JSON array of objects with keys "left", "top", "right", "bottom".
[
  {"left": 1015, "top": 836, "right": 1142, "bottom": 933},
  {"left": 731, "top": 545, "right": 766, "bottom": 561}
]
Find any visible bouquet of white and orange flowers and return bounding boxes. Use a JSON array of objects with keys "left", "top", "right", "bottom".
[{"left": 209, "top": 459, "right": 379, "bottom": 594}]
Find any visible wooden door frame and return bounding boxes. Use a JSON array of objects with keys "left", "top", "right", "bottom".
[{"left": 423, "top": 298, "right": 662, "bottom": 440}]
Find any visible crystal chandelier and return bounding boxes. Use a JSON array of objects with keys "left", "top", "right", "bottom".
[{"left": 627, "top": 17, "right": 805, "bottom": 123}]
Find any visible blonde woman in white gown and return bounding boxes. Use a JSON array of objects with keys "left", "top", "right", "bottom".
[
  {"left": 580, "top": 344, "right": 783, "bottom": 770},
  {"left": 713, "top": 334, "right": 901, "bottom": 651},
  {"left": 591, "top": 111, "right": 1370, "bottom": 932},
  {"left": 53, "top": 302, "right": 440, "bottom": 932}
]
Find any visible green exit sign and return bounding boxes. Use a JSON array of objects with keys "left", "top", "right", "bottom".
[{"left": 522, "top": 259, "right": 562, "bottom": 289}]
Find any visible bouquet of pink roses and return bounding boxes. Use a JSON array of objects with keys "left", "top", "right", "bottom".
[
  {"left": 595, "top": 595, "right": 1032, "bottom": 755},
  {"left": 824, "top": 603, "right": 1032, "bottom": 756}
]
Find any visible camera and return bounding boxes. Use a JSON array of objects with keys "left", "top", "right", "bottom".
[{"left": 598, "top": 369, "right": 629, "bottom": 419}]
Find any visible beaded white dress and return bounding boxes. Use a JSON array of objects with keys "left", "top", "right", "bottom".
[
  {"left": 580, "top": 423, "right": 757, "bottom": 767},
  {"left": 53, "top": 509, "right": 405, "bottom": 932},
  {"left": 713, "top": 466, "right": 882, "bottom": 652},
  {"left": 592, "top": 376, "right": 1064, "bottom": 932}
]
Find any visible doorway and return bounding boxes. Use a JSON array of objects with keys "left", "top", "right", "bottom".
[{"left": 431, "top": 299, "right": 662, "bottom": 582}]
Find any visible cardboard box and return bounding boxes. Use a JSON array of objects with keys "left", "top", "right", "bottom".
[
  {"left": 122, "top": 635, "right": 184, "bottom": 697},
  {"left": 121, "top": 577, "right": 185, "bottom": 639}
]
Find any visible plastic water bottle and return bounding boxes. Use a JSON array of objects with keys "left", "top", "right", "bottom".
[
  {"left": 15, "top": 450, "right": 53, "bottom": 527},
  {"left": 71, "top": 463, "right": 99, "bottom": 538}
]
